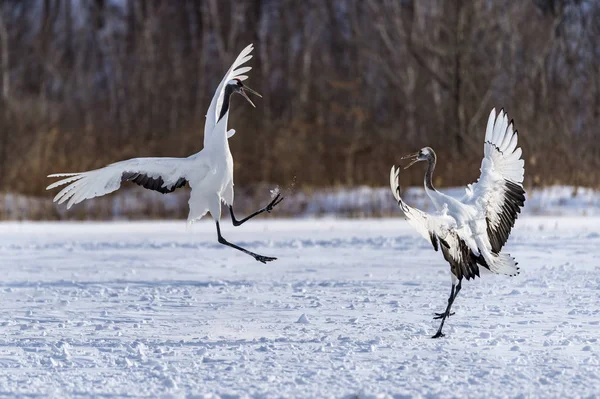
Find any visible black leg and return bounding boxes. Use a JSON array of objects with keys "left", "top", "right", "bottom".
[
  {"left": 215, "top": 221, "right": 277, "bottom": 264},
  {"left": 432, "top": 280, "right": 462, "bottom": 339},
  {"left": 229, "top": 193, "right": 284, "bottom": 226}
]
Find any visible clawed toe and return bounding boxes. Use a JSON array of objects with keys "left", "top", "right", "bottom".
[
  {"left": 266, "top": 193, "right": 284, "bottom": 213},
  {"left": 431, "top": 331, "right": 446, "bottom": 339},
  {"left": 433, "top": 311, "right": 455, "bottom": 319},
  {"left": 273, "top": 196, "right": 284, "bottom": 207},
  {"left": 254, "top": 255, "right": 277, "bottom": 264}
]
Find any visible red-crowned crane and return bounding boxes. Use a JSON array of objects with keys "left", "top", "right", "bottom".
[
  {"left": 47, "top": 44, "right": 283, "bottom": 263},
  {"left": 390, "top": 108, "right": 525, "bottom": 338}
]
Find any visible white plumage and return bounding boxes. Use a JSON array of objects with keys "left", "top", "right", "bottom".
[
  {"left": 48, "top": 157, "right": 195, "bottom": 210},
  {"left": 47, "top": 44, "right": 282, "bottom": 263},
  {"left": 390, "top": 108, "right": 526, "bottom": 338},
  {"left": 204, "top": 44, "right": 254, "bottom": 146}
]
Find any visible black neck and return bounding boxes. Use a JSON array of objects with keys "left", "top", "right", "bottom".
[
  {"left": 425, "top": 151, "right": 437, "bottom": 191},
  {"left": 218, "top": 84, "right": 236, "bottom": 121}
]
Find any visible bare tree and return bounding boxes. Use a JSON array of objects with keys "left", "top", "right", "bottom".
[{"left": 0, "top": 0, "right": 597, "bottom": 207}]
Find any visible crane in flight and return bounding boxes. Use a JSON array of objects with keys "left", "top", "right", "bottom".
[
  {"left": 47, "top": 44, "right": 283, "bottom": 263},
  {"left": 390, "top": 108, "right": 525, "bottom": 338}
]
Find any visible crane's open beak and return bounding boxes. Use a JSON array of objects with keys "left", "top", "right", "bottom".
[
  {"left": 401, "top": 152, "right": 421, "bottom": 170},
  {"left": 239, "top": 86, "right": 262, "bottom": 108}
]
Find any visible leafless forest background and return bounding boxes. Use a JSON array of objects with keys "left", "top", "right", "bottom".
[{"left": 0, "top": 0, "right": 599, "bottom": 219}]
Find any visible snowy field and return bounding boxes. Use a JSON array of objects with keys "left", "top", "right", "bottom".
[{"left": 0, "top": 217, "right": 599, "bottom": 398}]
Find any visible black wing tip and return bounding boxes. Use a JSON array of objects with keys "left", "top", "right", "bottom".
[
  {"left": 487, "top": 181, "right": 526, "bottom": 252},
  {"left": 429, "top": 232, "right": 439, "bottom": 252},
  {"left": 122, "top": 172, "right": 187, "bottom": 194},
  {"left": 442, "top": 235, "right": 483, "bottom": 281}
]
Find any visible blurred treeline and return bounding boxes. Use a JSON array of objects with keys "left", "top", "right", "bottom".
[{"left": 0, "top": 0, "right": 599, "bottom": 198}]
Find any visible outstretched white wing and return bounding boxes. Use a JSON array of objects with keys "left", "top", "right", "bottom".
[
  {"left": 47, "top": 157, "right": 202, "bottom": 209},
  {"left": 463, "top": 108, "right": 526, "bottom": 253},
  {"left": 203, "top": 44, "right": 254, "bottom": 146},
  {"left": 390, "top": 166, "right": 483, "bottom": 280}
]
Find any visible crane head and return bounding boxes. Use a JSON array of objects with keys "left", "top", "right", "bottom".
[
  {"left": 229, "top": 78, "right": 262, "bottom": 108},
  {"left": 401, "top": 147, "right": 434, "bottom": 169}
]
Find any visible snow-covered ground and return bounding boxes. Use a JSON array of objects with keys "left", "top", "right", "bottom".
[{"left": 0, "top": 217, "right": 599, "bottom": 398}]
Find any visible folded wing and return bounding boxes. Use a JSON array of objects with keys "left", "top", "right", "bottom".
[{"left": 390, "top": 167, "right": 483, "bottom": 280}]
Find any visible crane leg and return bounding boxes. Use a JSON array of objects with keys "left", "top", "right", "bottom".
[
  {"left": 215, "top": 221, "right": 277, "bottom": 264},
  {"left": 229, "top": 193, "right": 284, "bottom": 226},
  {"left": 432, "top": 280, "right": 462, "bottom": 339}
]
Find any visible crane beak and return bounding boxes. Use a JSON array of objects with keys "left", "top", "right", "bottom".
[
  {"left": 239, "top": 86, "right": 262, "bottom": 108},
  {"left": 239, "top": 89, "right": 256, "bottom": 108},
  {"left": 401, "top": 152, "right": 420, "bottom": 170},
  {"left": 243, "top": 85, "right": 262, "bottom": 98}
]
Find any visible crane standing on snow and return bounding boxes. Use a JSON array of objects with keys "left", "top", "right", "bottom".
[
  {"left": 47, "top": 44, "right": 283, "bottom": 263},
  {"left": 390, "top": 108, "right": 526, "bottom": 338}
]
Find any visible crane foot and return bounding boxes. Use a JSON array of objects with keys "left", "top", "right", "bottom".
[{"left": 433, "top": 311, "right": 455, "bottom": 320}]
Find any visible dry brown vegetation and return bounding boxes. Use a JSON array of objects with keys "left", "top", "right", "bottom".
[{"left": 0, "top": 0, "right": 599, "bottom": 207}]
